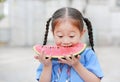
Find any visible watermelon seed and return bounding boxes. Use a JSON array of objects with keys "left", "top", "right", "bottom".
[{"left": 42, "top": 45, "right": 44, "bottom": 48}]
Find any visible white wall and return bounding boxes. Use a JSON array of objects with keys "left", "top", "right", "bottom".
[
  {"left": 9, "top": 0, "right": 46, "bottom": 46},
  {"left": 1, "top": 0, "right": 120, "bottom": 46}
]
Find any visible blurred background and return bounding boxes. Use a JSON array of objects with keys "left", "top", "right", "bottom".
[{"left": 0, "top": 0, "right": 120, "bottom": 82}]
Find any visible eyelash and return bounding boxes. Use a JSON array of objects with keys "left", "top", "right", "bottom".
[
  {"left": 58, "top": 36, "right": 74, "bottom": 38},
  {"left": 69, "top": 36, "right": 74, "bottom": 38},
  {"left": 58, "top": 36, "right": 63, "bottom": 38}
]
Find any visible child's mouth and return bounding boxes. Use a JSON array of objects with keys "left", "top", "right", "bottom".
[{"left": 62, "top": 45, "right": 73, "bottom": 47}]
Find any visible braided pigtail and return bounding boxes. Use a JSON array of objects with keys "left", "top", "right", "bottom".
[
  {"left": 83, "top": 17, "right": 95, "bottom": 51},
  {"left": 43, "top": 18, "right": 52, "bottom": 45}
]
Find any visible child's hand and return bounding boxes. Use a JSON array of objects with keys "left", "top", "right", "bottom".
[
  {"left": 34, "top": 51, "right": 52, "bottom": 67},
  {"left": 58, "top": 54, "right": 80, "bottom": 67}
]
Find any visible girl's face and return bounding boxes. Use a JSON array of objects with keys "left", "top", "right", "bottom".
[{"left": 53, "top": 18, "right": 85, "bottom": 47}]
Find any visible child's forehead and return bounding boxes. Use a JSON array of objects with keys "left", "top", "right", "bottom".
[
  {"left": 52, "top": 17, "right": 83, "bottom": 32},
  {"left": 54, "top": 17, "right": 80, "bottom": 26},
  {"left": 54, "top": 21, "right": 80, "bottom": 33}
]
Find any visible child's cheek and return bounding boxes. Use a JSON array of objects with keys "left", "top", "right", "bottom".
[
  {"left": 72, "top": 38, "right": 81, "bottom": 44},
  {"left": 54, "top": 39, "right": 61, "bottom": 46}
]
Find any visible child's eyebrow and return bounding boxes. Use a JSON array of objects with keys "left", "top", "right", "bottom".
[
  {"left": 55, "top": 31, "right": 62, "bottom": 33},
  {"left": 69, "top": 31, "right": 76, "bottom": 33}
]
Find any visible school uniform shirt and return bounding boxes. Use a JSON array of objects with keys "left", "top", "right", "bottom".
[{"left": 36, "top": 48, "right": 104, "bottom": 82}]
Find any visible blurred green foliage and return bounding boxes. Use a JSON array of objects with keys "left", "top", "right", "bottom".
[
  {"left": 0, "top": 14, "right": 4, "bottom": 20},
  {"left": 0, "top": 0, "right": 6, "bottom": 3}
]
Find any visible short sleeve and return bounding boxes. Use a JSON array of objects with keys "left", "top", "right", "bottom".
[
  {"left": 36, "top": 64, "right": 43, "bottom": 81},
  {"left": 83, "top": 48, "right": 104, "bottom": 79}
]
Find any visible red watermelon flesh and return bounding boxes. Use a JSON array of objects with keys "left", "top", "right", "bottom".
[{"left": 33, "top": 43, "right": 86, "bottom": 59}]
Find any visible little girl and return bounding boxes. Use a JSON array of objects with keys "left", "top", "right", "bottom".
[{"left": 34, "top": 7, "right": 103, "bottom": 82}]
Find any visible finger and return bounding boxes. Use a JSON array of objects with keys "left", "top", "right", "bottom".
[
  {"left": 65, "top": 56, "right": 72, "bottom": 61},
  {"left": 76, "top": 54, "right": 79, "bottom": 57},
  {"left": 45, "top": 56, "right": 51, "bottom": 60},
  {"left": 46, "top": 51, "right": 52, "bottom": 60},
  {"left": 36, "top": 51, "right": 45, "bottom": 62},
  {"left": 58, "top": 57, "right": 67, "bottom": 64},
  {"left": 71, "top": 54, "right": 76, "bottom": 60},
  {"left": 43, "top": 52, "right": 50, "bottom": 60},
  {"left": 77, "top": 55, "right": 80, "bottom": 60},
  {"left": 34, "top": 55, "right": 39, "bottom": 59},
  {"left": 34, "top": 55, "right": 43, "bottom": 63},
  {"left": 48, "top": 56, "right": 52, "bottom": 60},
  {"left": 41, "top": 51, "right": 46, "bottom": 60}
]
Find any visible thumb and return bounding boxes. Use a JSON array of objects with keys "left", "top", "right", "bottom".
[
  {"left": 34, "top": 55, "right": 39, "bottom": 59},
  {"left": 77, "top": 55, "right": 80, "bottom": 60}
]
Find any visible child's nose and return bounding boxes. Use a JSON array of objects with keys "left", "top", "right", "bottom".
[
  {"left": 62, "top": 38, "right": 71, "bottom": 45},
  {"left": 63, "top": 37, "right": 69, "bottom": 42}
]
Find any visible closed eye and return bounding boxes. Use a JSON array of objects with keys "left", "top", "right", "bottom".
[
  {"left": 58, "top": 36, "right": 63, "bottom": 38},
  {"left": 69, "top": 36, "right": 74, "bottom": 38}
]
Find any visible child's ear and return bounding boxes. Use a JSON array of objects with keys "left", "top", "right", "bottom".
[{"left": 80, "top": 29, "right": 86, "bottom": 38}]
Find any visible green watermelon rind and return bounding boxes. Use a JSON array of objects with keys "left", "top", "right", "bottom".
[{"left": 33, "top": 44, "right": 86, "bottom": 59}]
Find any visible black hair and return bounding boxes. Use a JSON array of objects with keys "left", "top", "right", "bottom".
[
  {"left": 83, "top": 18, "right": 94, "bottom": 51},
  {"left": 43, "top": 7, "right": 95, "bottom": 51},
  {"left": 43, "top": 17, "right": 52, "bottom": 45}
]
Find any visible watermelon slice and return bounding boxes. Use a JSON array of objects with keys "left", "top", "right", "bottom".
[{"left": 33, "top": 43, "right": 86, "bottom": 60}]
